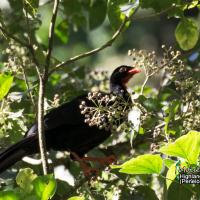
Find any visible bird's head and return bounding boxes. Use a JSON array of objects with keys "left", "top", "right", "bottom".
[{"left": 110, "top": 65, "right": 141, "bottom": 88}]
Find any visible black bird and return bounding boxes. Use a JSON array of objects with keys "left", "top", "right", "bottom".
[{"left": 0, "top": 66, "right": 141, "bottom": 174}]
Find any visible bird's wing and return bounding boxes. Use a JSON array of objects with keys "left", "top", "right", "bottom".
[
  {"left": 26, "top": 94, "right": 90, "bottom": 137},
  {"left": 44, "top": 96, "right": 85, "bottom": 129}
]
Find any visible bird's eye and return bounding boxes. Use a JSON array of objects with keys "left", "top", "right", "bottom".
[{"left": 119, "top": 67, "right": 126, "bottom": 72}]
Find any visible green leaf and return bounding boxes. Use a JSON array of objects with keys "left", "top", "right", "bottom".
[
  {"left": 175, "top": 18, "right": 199, "bottom": 51},
  {"left": 55, "top": 20, "right": 69, "bottom": 43},
  {"left": 33, "top": 174, "right": 57, "bottom": 200},
  {"left": 159, "top": 131, "right": 200, "bottom": 164},
  {"left": 187, "top": 0, "right": 199, "bottom": 9},
  {"left": 68, "top": 197, "right": 85, "bottom": 200},
  {"left": 164, "top": 159, "right": 175, "bottom": 168},
  {"left": 166, "top": 163, "right": 176, "bottom": 189},
  {"left": 0, "top": 191, "right": 20, "bottom": 200},
  {"left": 108, "top": 0, "right": 127, "bottom": 29},
  {"left": 16, "top": 168, "right": 37, "bottom": 193},
  {"left": 108, "top": 0, "right": 138, "bottom": 29},
  {"left": 167, "top": 182, "right": 193, "bottom": 200},
  {"left": 89, "top": 0, "right": 107, "bottom": 30},
  {"left": 42, "top": 176, "right": 57, "bottom": 200},
  {"left": 112, "top": 154, "right": 163, "bottom": 174},
  {"left": 0, "top": 74, "right": 14, "bottom": 100},
  {"left": 132, "top": 185, "right": 159, "bottom": 200}
]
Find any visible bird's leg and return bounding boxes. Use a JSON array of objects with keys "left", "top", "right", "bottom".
[
  {"left": 70, "top": 152, "right": 99, "bottom": 177},
  {"left": 81, "top": 155, "right": 116, "bottom": 165}
]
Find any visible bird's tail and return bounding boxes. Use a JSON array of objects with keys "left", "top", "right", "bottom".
[{"left": 0, "top": 135, "right": 37, "bottom": 173}]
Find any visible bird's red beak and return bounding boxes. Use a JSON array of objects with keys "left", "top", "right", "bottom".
[
  {"left": 128, "top": 68, "right": 141, "bottom": 74},
  {"left": 122, "top": 67, "right": 141, "bottom": 86}
]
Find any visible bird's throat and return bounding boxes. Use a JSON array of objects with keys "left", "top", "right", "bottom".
[{"left": 110, "top": 83, "right": 130, "bottom": 100}]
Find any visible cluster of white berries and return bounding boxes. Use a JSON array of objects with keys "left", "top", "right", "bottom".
[
  {"left": 3, "top": 40, "right": 35, "bottom": 74},
  {"left": 79, "top": 92, "right": 133, "bottom": 132}
]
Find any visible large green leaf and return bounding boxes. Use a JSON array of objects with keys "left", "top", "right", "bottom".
[
  {"left": 175, "top": 18, "right": 199, "bottom": 51},
  {"left": 16, "top": 168, "right": 37, "bottom": 193},
  {"left": 33, "top": 174, "right": 57, "bottom": 200},
  {"left": 159, "top": 131, "right": 200, "bottom": 164},
  {"left": 89, "top": 0, "right": 107, "bottom": 30},
  {"left": 0, "top": 74, "right": 14, "bottom": 100},
  {"left": 112, "top": 154, "right": 163, "bottom": 174}
]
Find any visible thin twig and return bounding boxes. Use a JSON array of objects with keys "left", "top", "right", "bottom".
[
  {"left": 45, "top": 0, "right": 59, "bottom": 81},
  {"left": 49, "top": 16, "right": 129, "bottom": 75}
]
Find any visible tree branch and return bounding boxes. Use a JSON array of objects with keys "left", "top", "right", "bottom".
[
  {"left": 37, "top": 0, "right": 60, "bottom": 175},
  {"left": 37, "top": 76, "right": 49, "bottom": 175},
  {"left": 49, "top": 16, "right": 129, "bottom": 75}
]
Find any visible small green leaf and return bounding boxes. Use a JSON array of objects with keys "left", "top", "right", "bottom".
[
  {"left": 112, "top": 154, "right": 163, "bottom": 174},
  {"left": 159, "top": 131, "right": 200, "bottom": 164},
  {"left": 108, "top": 0, "right": 127, "bottom": 29},
  {"left": 0, "top": 74, "right": 14, "bottom": 100},
  {"left": 68, "top": 197, "right": 85, "bottom": 200},
  {"left": 166, "top": 163, "right": 176, "bottom": 189},
  {"left": 16, "top": 168, "right": 37, "bottom": 193},
  {"left": 0, "top": 191, "right": 20, "bottom": 200},
  {"left": 108, "top": 0, "right": 138, "bottom": 29},
  {"left": 55, "top": 20, "right": 69, "bottom": 43},
  {"left": 33, "top": 174, "right": 57, "bottom": 200},
  {"left": 175, "top": 18, "right": 199, "bottom": 51},
  {"left": 187, "top": 0, "right": 199, "bottom": 9},
  {"left": 41, "top": 176, "right": 57, "bottom": 200}
]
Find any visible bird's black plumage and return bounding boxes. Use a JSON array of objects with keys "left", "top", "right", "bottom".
[{"left": 0, "top": 66, "right": 141, "bottom": 173}]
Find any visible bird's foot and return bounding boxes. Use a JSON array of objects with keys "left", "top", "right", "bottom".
[
  {"left": 82, "top": 166, "right": 100, "bottom": 177},
  {"left": 70, "top": 152, "right": 100, "bottom": 178}
]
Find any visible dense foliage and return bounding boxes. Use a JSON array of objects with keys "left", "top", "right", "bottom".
[{"left": 0, "top": 0, "right": 200, "bottom": 199}]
